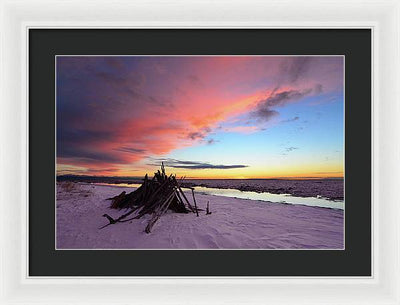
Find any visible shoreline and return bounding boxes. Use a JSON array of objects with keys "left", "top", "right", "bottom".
[
  {"left": 60, "top": 176, "right": 344, "bottom": 201},
  {"left": 90, "top": 182, "right": 344, "bottom": 210}
]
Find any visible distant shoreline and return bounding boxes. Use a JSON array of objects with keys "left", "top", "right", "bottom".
[
  {"left": 57, "top": 175, "right": 344, "bottom": 182},
  {"left": 57, "top": 176, "right": 344, "bottom": 201}
]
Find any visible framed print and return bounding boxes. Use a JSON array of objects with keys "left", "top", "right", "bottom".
[{"left": 1, "top": 0, "right": 400, "bottom": 304}]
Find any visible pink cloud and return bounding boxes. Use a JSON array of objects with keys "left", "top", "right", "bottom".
[{"left": 223, "top": 126, "right": 260, "bottom": 134}]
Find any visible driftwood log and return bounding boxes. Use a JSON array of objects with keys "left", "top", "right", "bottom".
[
  {"left": 100, "top": 163, "right": 204, "bottom": 233},
  {"left": 206, "top": 201, "right": 212, "bottom": 215}
]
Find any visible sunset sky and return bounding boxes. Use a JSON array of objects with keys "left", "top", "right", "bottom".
[{"left": 56, "top": 56, "right": 344, "bottom": 179}]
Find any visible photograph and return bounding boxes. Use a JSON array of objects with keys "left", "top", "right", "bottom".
[{"left": 56, "top": 55, "right": 344, "bottom": 250}]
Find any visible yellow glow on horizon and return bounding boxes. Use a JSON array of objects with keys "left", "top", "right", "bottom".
[
  {"left": 57, "top": 159, "right": 344, "bottom": 179},
  {"left": 62, "top": 167, "right": 343, "bottom": 179}
]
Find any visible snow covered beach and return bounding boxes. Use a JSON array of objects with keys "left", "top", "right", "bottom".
[{"left": 56, "top": 182, "right": 344, "bottom": 249}]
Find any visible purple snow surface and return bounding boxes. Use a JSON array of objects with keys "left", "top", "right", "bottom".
[
  {"left": 56, "top": 183, "right": 344, "bottom": 249},
  {"left": 182, "top": 178, "right": 344, "bottom": 200}
]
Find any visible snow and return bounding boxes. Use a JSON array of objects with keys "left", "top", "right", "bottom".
[{"left": 56, "top": 182, "right": 344, "bottom": 249}]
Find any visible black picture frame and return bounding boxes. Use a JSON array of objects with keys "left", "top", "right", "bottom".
[{"left": 29, "top": 29, "right": 371, "bottom": 276}]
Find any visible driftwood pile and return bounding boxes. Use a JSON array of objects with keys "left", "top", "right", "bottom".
[{"left": 100, "top": 163, "right": 207, "bottom": 233}]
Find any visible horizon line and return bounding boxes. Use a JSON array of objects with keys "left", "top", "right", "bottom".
[{"left": 56, "top": 174, "right": 344, "bottom": 180}]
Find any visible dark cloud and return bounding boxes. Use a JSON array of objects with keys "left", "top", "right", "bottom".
[
  {"left": 85, "top": 167, "right": 124, "bottom": 174},
  {"left": 187, "top": 131, "right": 205, "bottom": 140},
  {"left": 251, "top": 108, "right": 279, "bottom": 122},
  {"left": 148, "top": 158, "right": 248, "bottom": 170},
  {"left": 282, "top": 57, "right": 312, "bottom": 83},
  {"left": 285, "top": 147, "right": 298, "bottom": 152},
  {"left": 186, "top": 127, "right": 212, "bottom": 140},
  {"left": 206, "top": 139, "right": 218, "bottom": 145},
  {"left": 56, "top": 128, "right": 129, "bottom": 165},
  {"left": 90, "top": 167, "right": 119, "bottom": 172},
  {"left": 177, "top": 164, "right": 247, "bottom": 169},
  {"left": 265, "top": 89, "right": 313, "bottom": 107},
  {"left": 114, "top": 147, "right": 146, "bottom": 154},
  {"left": 250, "top": 84, "right": 323, "bottom": 123},
  {"left": 251, "top": 89, "right": 311, "bottom": 122},
  {"left": 281, "top": 116, "right": 300, "bottom": 123},
  {"left": 271, "top": 58, "right": 324, "bottom": 99},
  {"left": 57, "top": 129, "right": 116, "bottom": 145},
  {"left": 58, "top": 146, "right": 124, "bottom": 164}
]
